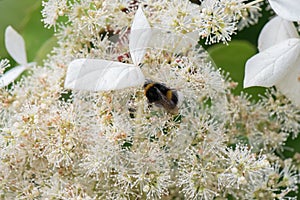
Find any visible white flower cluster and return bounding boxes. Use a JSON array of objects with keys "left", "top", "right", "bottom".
[
  {"left": 0, "top": 0, "right": 299, "bottom": 199},
  {"left": 42, "top": 0, "right": 263, "bottom": 44}
]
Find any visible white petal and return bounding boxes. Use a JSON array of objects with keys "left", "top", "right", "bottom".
[
  {"left": 175, "top": 31, "right": 199, "bottom": 52},
  {"left": 244, "top": 38, "right": 300, "bottom": 88},
  {"left": 149, "top": 29, "right": 199, "bottom": 53},
  {"left": 5, "top": 26, "right": 27, "bottom": 65},
  {"left": 129, "top": 6, "right": 152, "bottom": 66},
  {"left": 268, "top": 0, "right": 300, "bottom": 21},
  {"left": 258, "top": 16, "right": 299, "bottom": 52},
  {"left": 0, "top": 65, "right": 27, "bottom": 87},
  {"left": 276, "top": 59, "right": 300, "bottom": 107},
  {"left": 64, "top": 59, "right": 145, "bottom": 91}
]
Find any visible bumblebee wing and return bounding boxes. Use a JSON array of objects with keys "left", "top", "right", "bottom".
[
  {"left": 0, "top": 65, "right": 27, "bottom": 87},
  {"left": 5, "top": 26, "right": 27, "bottom": 65},
  {"left": 64, "top": 58, "right": 145, "bottom": 91},
  {"left": 129, "top": 6, "right": 151, "bottom": 66},
  {"left": 155, "top": 88, "right": 177, "bottom": 109}
]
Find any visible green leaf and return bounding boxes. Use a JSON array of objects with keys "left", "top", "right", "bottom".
[
  {"left": 34, "top": 36, "right": 58, "bottom": 65},
  {"left": 22, "top": 2, "right": 54, "bottom": 62},
  {"left": 207, "top": 40, "right": 266, "bottom": 99}
]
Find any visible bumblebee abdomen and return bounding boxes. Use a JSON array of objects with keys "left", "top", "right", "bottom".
[{"left": 167, "top": 90, "right": 178, "bottom": 105}]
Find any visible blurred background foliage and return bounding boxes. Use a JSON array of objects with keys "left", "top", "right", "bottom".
[
  {"left": 0, "top": 0, "right": 299, "bottom": 196},
  {"left": 0, "top": 0, "right": 54, "bottom": 65}
]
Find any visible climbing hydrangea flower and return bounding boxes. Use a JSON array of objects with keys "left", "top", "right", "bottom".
[
  {"left": 42, "top": 0, "right": 68, "bottom": 28},
  {"left": 0, "top": 0, "right": 300, "bottom": 199}
]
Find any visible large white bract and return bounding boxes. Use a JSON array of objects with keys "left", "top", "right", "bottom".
[
  {"left": 268, "top": 0, "right": 300, "bottom": 21},
  {"left": 257, "top": 16, "right": 299, "bottom": 52},
  {"left": 244, "top": 16, "right": 300, "bottom": 106},
  {"left": 0, "top": 26, "right": 35, "bottom": 87},
  {"left": 64, "top": 7, "right": 150, "bottom": 91},
  {"left": 64, "top": 7, "right": 199, "bottom": 92}
]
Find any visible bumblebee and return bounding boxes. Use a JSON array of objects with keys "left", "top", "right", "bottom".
[{"left": 143, "top": 80, "right": 179, "bottom": 114}]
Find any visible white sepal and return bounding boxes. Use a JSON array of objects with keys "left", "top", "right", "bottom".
[
  {"left": 129, "top": 6, "right": 152, "bottom": 66},
  {"left": 268, "top": 0, "right": 300, "bottom": 21},
  {"left": 244, "top": 38, "right": 300, "bottom": 88},
  {"left": 276, "top": 59, "right": 300, "bottom": 107},
  {"left": 64, "top": 7, "right": 151, "bottom": 92},
  {"left": 172, "top": 31, "right": 199, "bottom": 53},
  {"left": 258, "top": 16, "right": 299, "bottom": 52},
  {"left": 149, "top": 29, "right": 199, "bottom": 53},
  {"left": 64, "top": 59, "right": 145, "bottom": 91},
  {"left": 0, "top": 65, "right": 27, "bottom": 87},
  {"left": 5, "top": 26, "right": 27, "bottom": 65}
]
